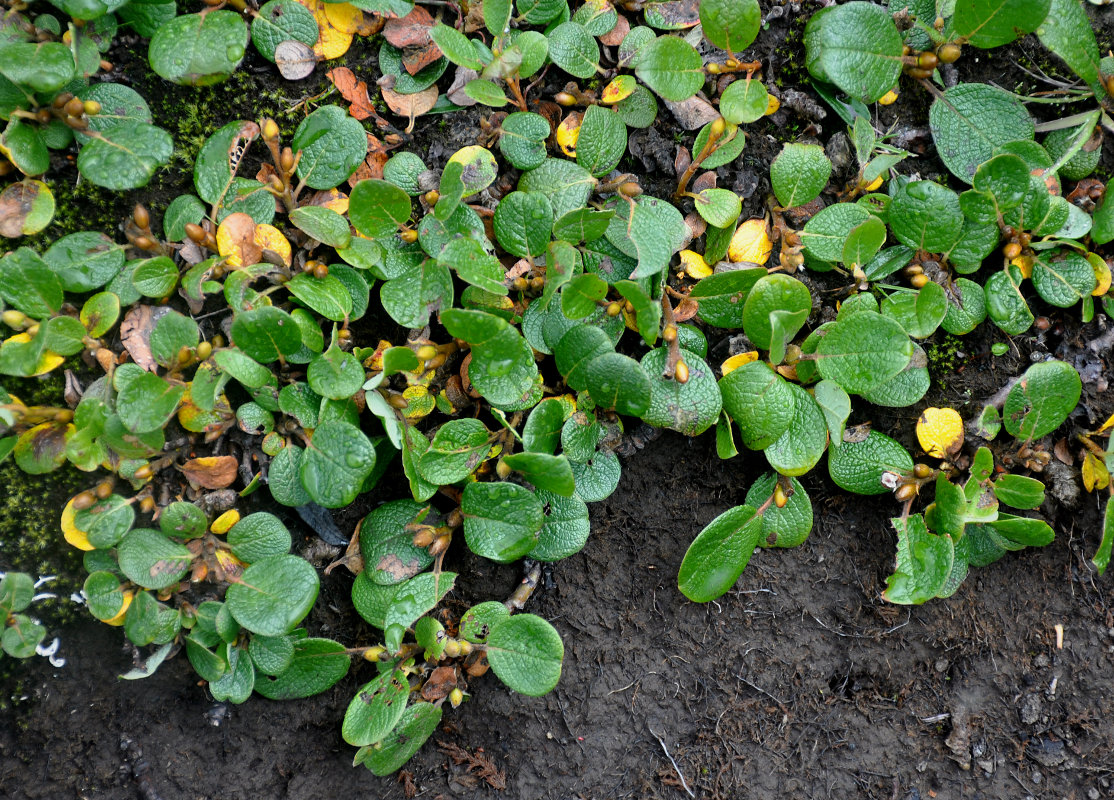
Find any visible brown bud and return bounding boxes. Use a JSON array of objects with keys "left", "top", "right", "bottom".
[
  {"left": 185, "top": 223, "right": 206, "bottom": 243},
  {"left": 894, "top": 483, "right": 918, "bottom": 503},
  {"left": 618, "top": 181, "right": 642, "bottom": 197},
  {"left": 133, "top": 204, "right": 150, "bottom": 230},
  {"left": 662, "top": 324, "right": 677, "bottom": 342},
  {"left": 71, "top": 490, "right": 97, "bottom": 511},
  {"left": 36, "top": 109, "right": 53, "bottom": 124},
  {"left": 64, "top": 97, "right": 85, "bottom": 117},
  {"left": 53, "top": 93, "right": 73, "bottom": 109},
  {"left": 412, "top": 527, "right": 436, "bottom": 548},
  {"left": 1003, "top": 242, "right": 1022, "bottom": 260},
  {"left": 133, "top": 464, "right": 154, "bottom": 480},
  {"left": 428, "top": 533, "right": 452, "bottom": 557},
  {"left": 280, "top": 147, "right": 295, "bottom": 173},
  {"left": 95, "top": 479, "right": 115, "bottom": 499},
  {"left": 313, "top": 262, "right": 329, "bottom": 280},
  {"left": 937, "top": 43, "right": 962, "bottom": 64},
  {"left": 134, "top": 235, "right": 155, "bottom": 251},
  {"left": 1034, "top": 316, "right": 1051, "bottom": 331},
  {"left": 913, "top": 463, "right": 933, "bottom": 479},
  {"left": 399, "top": 228, "right": 418, "bottom": 243},
  {"left": 139, "top": 496, "right": 156, "bottom": 514},
  {"left": 674, "top": 360, "right": 690, "bottom": 384},
  {"left": 917, "top": 52, "right": 939, "bottom": 70},
  {"left": 513, "top": 276, "right": 529, "bottom": 291}
]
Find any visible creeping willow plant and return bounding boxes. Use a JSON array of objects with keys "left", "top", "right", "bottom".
[{"left": 0, "top": 0, "right": 1110, "bottom": 775}]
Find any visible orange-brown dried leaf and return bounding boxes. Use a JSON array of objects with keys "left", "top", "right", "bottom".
[
  {"left": 420, "top": 665, "right": 458, "bottom": 701},
  {"left": 599, "top": 12, "right": 629, "bottom": 46},
  {"left": 383, "top": 6, "right": 442, "bottom": 75},
  {"left": 181, "top": 455, "right": 239, "bottom": 489},
  {"left": 326, "top": 66, "right": 378, "bottom": 121},
  {"left": 382, "top": 85, "right": 438, "bottom": 123}
]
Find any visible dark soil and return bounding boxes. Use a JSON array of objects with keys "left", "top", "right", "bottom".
[{"left": 4, "top": 3, "right": 1114, "bottom": 800}]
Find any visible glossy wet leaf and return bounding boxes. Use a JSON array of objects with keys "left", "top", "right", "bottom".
[
  {"left": 300, "top": 420, "right": 376, "bottom": 508},
  {"left": 889, "top": 181, "right": 963, "bottom": 253},
  {"left": 678, "top": 505, "right": 762, "bottom": 602},
  {"left": 576, "top": 104, "right": 627, "bottom": 177},
  {"left": 383, "top": 571, "right": 456, "bottom": 652},
  {"left": 742, "top": 273, "right": 811, "bottom": 352},
  {"left": 1031, "top": 250, "right": 1095, "bottom": 308},
  {"left": 747, "top": 473, "right": 813, "bottom": 548},
  {"left": 828, "top": 430, "right": 912, "bottom": 495},
  {"left": 355, "top": 702, "right": 442, "bottom": 776},
  {"left": 485, "top": 613, "right": 563, "bottom": 695},
  {"left": 581, "top": 352, "right": 650, "bottom": 417},
  {"left": 1002, "top": 360, "right": 1081, "bottom": 441},
  {"left": 699, "top": 0, "right": 760, "bottom": 53},
  {"left": 254, "top": 637, "right": 350, "bottom": 700},
  {"left": 1037, "top": 0, "right": 1103, "bottom": 97},
  {"left": 801, "top": 203, "right": 871, "bottom": 264},
  {"left": 252, "top": 0, "right": 318, "bottom": 61},
  {"left": 941, "top": 278, "right": 987, "bottom": 336},
  {"left": 418, "top": 418, "right": 491, "bottom": 484},
  {"left": 881, "top": 282, "right": 948, "bottom": 340},
  {"left": 985, "top": 264, "right": 1034, "bottom": 336},
  {"left": 442, "top": 309, "right": 537, "bottom": 408},
  {"left": 770, "top": 143, "right": 831, "bottom": 209},
  {"left": 499, "top": 112, "right": 550, "bottom": 170},
  {"left": 462, "top": 480, "right": 544, "bottom": 562},
  {"left": 149, "top": 11, "right": 247, "bottom": 85},
  {"left": 815, "top": 311, "right": 913, "bottom": 394},
  {"left": 953, "top": 0, "right": 1051, "bottom": 49},
  {"left": 358, "top": 500, "right": 433, "bottom": 585},
  {"left": 342, "top": 666, "right": 411, "bottom": 747}
]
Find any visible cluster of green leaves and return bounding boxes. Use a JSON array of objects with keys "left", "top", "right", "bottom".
[{"left": 0, "top": 571, "right": 49, "bottom": 659}]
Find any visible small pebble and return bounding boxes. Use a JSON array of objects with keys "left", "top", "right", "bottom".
[{"left": 1032, "top": 769, "right": 1042, "bottom": 785}]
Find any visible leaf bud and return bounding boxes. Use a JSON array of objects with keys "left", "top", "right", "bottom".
[
  {"left": 196, "top": 341, "right": 213, "bottom": 360},
  {"left": 83, "top": 100, "right": 101, "bottom": 116},
  {"left": 185, "top": 223, "right": 206, "bottom": 243},
  {"left": 71, "top": 490, "right": 97, "bottom": 511},
  {"left": 2, "top": 309, "right": 28, "bottom": 329},
  {"left": 662, "top": 324, "right": 677, "bottom": 342},
  {"left": 443, "top": 639, "right": 462, "bottom": 658},
  {"left": 210, "top": 335, "right": 225, "bottom": 349},
  {"left": 313, "top": 262, "right": 329, "bottom": 280},
  {"left": 674, "top": 360, "right": 690, "bottom": 384},
  {"left": 261, "top": 118, "right": 280, "bottom": 141},
  {"left": 363, "top": 646, "right": 387, "bottom": 662},
  {"left": 280, "top": 147, "right": 295, "bottom": 173},
  {"left": 133, "top": 204, "right": 150, "bottom": 229},
  {"left": 606, "top": 301, "right": 622, "bottom": 316},
  {"left": 910, "top": 273, "right": 929, "bottom": 289},
  {"left": 430, "top": 532, "right": 452, "bottom": 557},
  {"left": 724, "top": 58, "right": 739, "bottom": 69},
  {"left": 133, "top": 464, "right": 154, "bottom": 480},
  {"left": 913, "top": 463, "right": 933, "bottom": 479},
  {"left": 707, "top": 62, "right": 722, "bottom": 75},
  {"left": 937, "top": 43, "right": 962, "bottom": 63},
  {"left": 423, "top": 190, "right": 440, "bottom": 205},
  {"left": 496, "top": 458, "right": 512, "bottom": 480},
  {"left": 53, "top": 93, "right": 73, "bottom": 109},
  {"left": 95, "top": 479, "right": 114, "bottom": 499},
  {"left": 449, "top": 688, "right": 464, "bottom": 707},
  {"left": 139, "top": 496, "right": 157, "bottom": 514},
  {"left": 64, "top": 97, "right": 85, "bottom": 117},
  {"left": 412, "top": 527, "right": 436, "bottom": 548},
  {"left": 24, "top": 323, "right": 39, "bottom": 337},
  {"left": 36, "top": 109, "right": 53, "bottom": 124},
  {"left": 399, "top": 228, "right": 418, "bottom": 243},
  {"left": 554, "top": 91, "right": 577, "bottom": 106},
  {"left": 709, "top": 116, "right": 726, "bottom": 140},
  {"left": 774, "top": 484, "right": 788, "bottom": 508},
  {"left": 1106, "top": 74, "right": 1114, "bottom": 98},
  {"left": 177, "top": 345, "right": 193, "bottom": 366},
  {"left": 134, "top": 235, "right": 155, "bottom": 251},
  {"left": 917, "top": 52, "right": 938, "bottom": 70},
  {"left": 1034, "top": 316, "right": 1051, "bottom": 331},
  {"left": 1003, "top": 242, "right": 1022, "bottom": 260},
  {"left": 338, "top": 327, "right": 351, "bottom": 340},
  {"left": 894, "top": 483, "right": 918, "bottom": 503},
  {"left": 618, "top": 181, "right": 642, "bottom": 197}
]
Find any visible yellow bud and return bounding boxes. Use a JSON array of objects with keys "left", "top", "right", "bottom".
[
  {"left": 196, "top": 341, "right": 213, "bottom": 361},
  {"left": 416, "top": 344, "right": 438, "bottom": 361},
  {"left": 2, "top": 310, "right": 28, "bottom": 329},
  {"left": 496, "top": 459, "right": 512, "bottom": 480},
  {"left": 606, "top": 301, "right": 622, "bottom": 316},
  {"left": 774, "top": 484, "right": 788, "bottom": 508},
  {"left": 674, "top": 360, "right": 689, "bottom": 384},
  {"left": 449, "top": 688, "right": 464, "bottom": 707},
  {"left": 261, "top": 118, "right": 280, "bottom": 141},
  {"left": 363, "top": 646, "right": 387, "bottom": 662},
  {"left": 443, "top": 639, "right": 462, "bottom": 658},
  {"left": 399, "top": 228, "right": 418, "bottom": 243},
  {"left": 662, "top": 324, "right": 677, "bottom": 343},
  {"left": 83, "top": 100, "right": 101, "bottom": 116},
  {"left": 709, "top": 116, "right": 726, "bottom": 140}
]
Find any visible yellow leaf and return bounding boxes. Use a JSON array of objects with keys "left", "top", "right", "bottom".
[
  {"left": 679, "top": 249, "right": 712, "bottom": 279},
  {"left": 3, "top": 333, "right": 65, "bottom": 375},
  {"left": 297, "top": 0, "right": 353, "bottom": 59},
  {"left": 315, "top": 188, "right": 349, "bottom": 214},
  {"left": 916, "top": 407, "right": 965, "bottom": 459},
  {"left": 216, "top": 549, "right": 248, "bottom": 581},
  {"left": 402, "top": 384, "right": 435, "bottom": 421},
  {"left": 322, "top": 1, "right": 362, "bottom": 34},
  {"left": 863, "top": 175, "right": 884, "bottom": 192},
  {"left": 1082, "top": 452, "right": 1110, "bottom": 492},
  {"left": 1087, "top": 252, "right": 1111, "bottom": 296},
  {"left": 600, "top": 75, "right": 636, "bottom": 104},
  {"left": 727, "top": 218, "right": 772, "bottom": 265},
  {"left": 764, "top": 94, "right": 781, "bottom": 115},
  {"left": 254, "top": 223, "right": 292, "bottom": 267},
  {"left": 721, "top": 351, "right": 759, "bottom": 375},
  {"left": 878, "top": 89, "right": 899, "bottom": 106},
  {"left": 1011, "top": 254, "right": 1033, "bottom": 279},
  {"left": 211, "top": 509, "right": 241, "bottom": 535},
  {"left": 61, "top": 497, "right": 95, "bottom": 551},
  {"left": 102, "top": 590, "right": 133, "bottom": 626},
  {"left": 556, "top": 113, "right": 582, "bottom": 157},
  {"left": 1096, "top": 412, "right": 1114, "bottom": 435}
]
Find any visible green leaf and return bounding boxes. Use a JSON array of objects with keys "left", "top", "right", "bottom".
[
  {"left": 747, "top": 473, "right": 813, "bottom": 548},
  {"left": 517, "top": 158, "right": 596, "bottom": 219},
  {"left": 815, "top": 311, "right": 913, "bottom": 394},
  {"left": 547, "top": 22, "right": 599, "bottom": 79},
  {"left": 576, "top": 104, "right": 627, "bottom": 177},
  {"left": 429, "top": 22, "right": 482, "bottom": 69},
  {"left": 1037, "top": 0, "right": 1103, "bottom": 96},
  {"left": 486, "top": 613, "right": 563, "bottom": 695},
  {"left": 502, "top": 452, "right": 576, "bottom": 496},
  {"left": 3, "top": 614, "right": 46, "bottom": 658},
  {"left": 116, "top": 373, "right": 184, "bottom": 434},
  {"left": 287, "top": 273, "right": 353, "bottom": 322},
  {"left": 858, "top": 344, "right": 930, "bottom": 407},
  {"left": 355, "top": 703, "right": 442, "bottom": 777},
  {"left": 43, "top": 232, "right": 125, "bottom": 293},
  {"left": 1, "top": 118, "right": 49, "bottom": 178},
  {"left": 226, "top": 555, "right": 318, "bottom": 636},
  {"left": 554, "top": 325, "right": 614, "bottom": 391},
  {"left": 889, "top": 181, "right": 963, "bottom": 253},
  {"left": 209, "top": 644, "right": 255, "bottom": 703},
  {"left": 828, "top": 429, "right": 912, "bottom": 495},
  {"left": 461, "top": 601, "right": 511, "bottom": 643},
  {"left": 499, "top": 111, "right": 550, "bottom": 170},
  {"left": 254, "top": 637, "right": 350, "bottom": 700},
  {"left": 1031, "top": 250, "right": 1095, "bottom": 308},
  {"left": 148, "top": 11, "right": 247, "bottom": 85},
  {"left": 1092, "top": 495, "right": 1114, "bottom": 575},
  {"left": 443, "top": 309, "right": 538, "bottom": 407},
  {"left": 972, "top": 153, "right": 1030, "bottom": 212},
  {"left": 463, "top": 78, "right": 509, "bottom": 107},
  {"left": 941, "top": 277, "right": 988, "bottom": 335},
  {"left": 584, "top": 352, "right": 651, "bottom": 416},
  {"left": 348, "top": 179, "right": 412, "bottom": 238},
  {"left": 610, "top": 195, "right": 687, "bottom": 279},
  {"left": 1003, "top": 360, "right": 1081, "bottom": 440},
  {"left": 84, "top": 571, "right": 127, "bottom": 620},
  {"left": 418, "top": 419, "right": 491, "bottom": 484},
  {"left": 342, "top": 666, "right": 411, "bottom": 747},
  {"left": 493, "top": 191, "right": 553, "bottom": 258},
  {"left": 719, "top": 77, "right": 768, "bottom": 125},
  {"left": 881, "top": 282, "right": 948, "bottom": 339},
  {"left": 813, "top": 379, "right": 851, "bottom": 446},
  {"left": 693, "top": 188, "right": 741, "bottom": 230},
  {"left": 882, "top": 514, "right": 953, "bottom": 604},
  {"left": 741, "top": 273, "right": 811, "bottom": 352},
  {"left": 699, "top": 0, "right": 760, "bottom": 52},
  {"left": 719, "top": 361, "right": 795, "bottom": 450},
  {"left": 953, "top": 0, "right": 1050, "bottom": 48},
  {"left": 300, "top": 420, "right": 376, "bottom": 508},
  {"left": 678, "top": 505, "right": 762, "bottom": 602},
  {"left": 383, "top": 572, "right": 456, "bottom": 652},
  {"left": 118, "top": 529, "right": 192, "bottom": 590},
  {"left": 485, "top": 0, "right": 513, "bottom": 33},
  {"left": 227, "top": 512, "right": 291, "bottom": 563},
  {"left": 293, "top": 105, "right": 367, "bottom": 190},
  {"left": 529, "top": 489, "right": 590, "bottom": 560},
  {"left": 561, "top": 273, "right": 608, "bottom": 319},
  {"left": 0, "top": 247, "right": 62, "bottom": 318},
  {"left": 806, "top": 2, "right": 903, "bottom": 103},
  {"left": 230, "top": 307, "right": 301, "bottom": 364},
  {"left": 307, "top": 345, "right": 364, "bottom": 400},
  {"left": 801, "top": 202, "right": 872, "bottom": 264},
  {"left": 771, "top": 143, "right": 831, "bottom": 209},
  {"left": 251, "top": 0, "right": 318, "bottom": 61},
  {"left": 160, "top": 501, "right": 207, "bottom": 540},
  {"left": 764, "top": 384, "right": 828, "bottom": 477},
  {"left": 929, "top": 84, "right": 1034, "bottom": 182},
  {"left": 359, "top": 500, "right": 433, "bottom": 585},
  {"left": 985, "top": 265, "right": 1034, "bottom": 335},
  {"left": 0, "top": 42, "right": 75, "bottom": 93},
  {"left": 289, "top": 206, "right": 351, "bottom": 249},
  {"left": 993, "top": 474, "right": 1045, "bottom": 510},
  {"left": 569, "top": 449, "right": 621, "bottom": 502},
  {"left": 635, "top": 35, "right": 704, "bottom": 101},
  {"left": 0, "top": 573, "right": 34, "bottom": 614},
  {"left": 462, "top": 481, "right": 544, "bottom": 562},
  {"left": 842, "top": 216, "right": 886, "bottom": 269},
  {"left": 614, "top": 85, "right": 660, "bottom": 128}
]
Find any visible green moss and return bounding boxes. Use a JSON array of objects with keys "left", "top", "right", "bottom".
[{"left": 926, "top": 333, "right": 965, "bottom": 380}]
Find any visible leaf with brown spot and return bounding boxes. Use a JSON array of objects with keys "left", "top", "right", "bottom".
[
  {"left": 382, "top": 6, "right": 442, "bottom": 75},
  {"left": 0, "top": 179, "right": 54, "bottom": 238},
  {"left": 119, "top": 305, "right": 165, "bottom": 372},
  {"left": 420, "top": 665, "right": 458, "bottom": 701},
  {"left": 599, "top": 12, "right": 629, "bottom": 46},
  {"left": 181, "top": 455, "right": 239, "bottom": 489}
]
